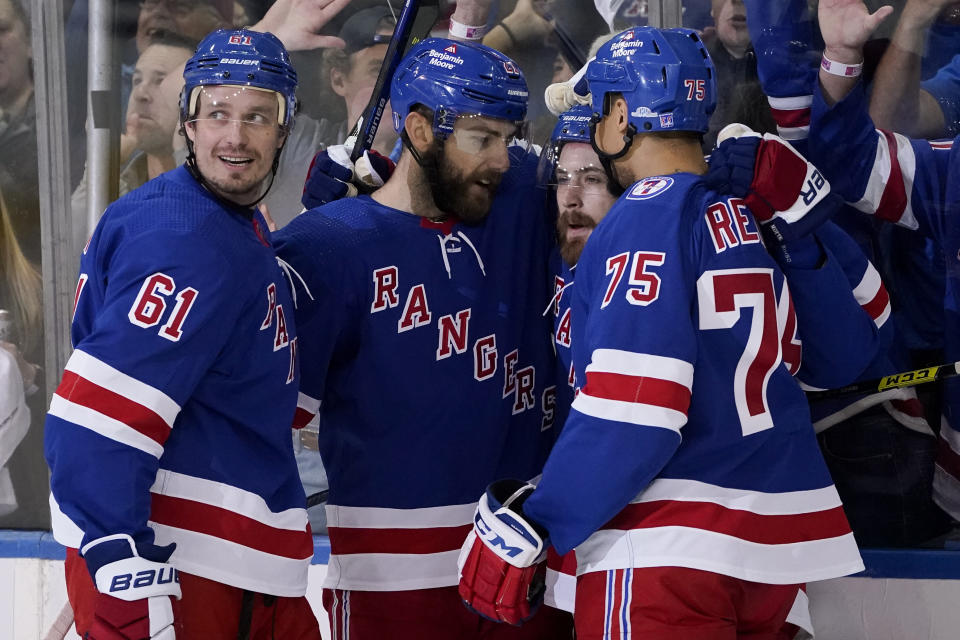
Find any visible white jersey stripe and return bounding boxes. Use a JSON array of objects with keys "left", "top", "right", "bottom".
[
  {"left": 775, "top": 125, "right": 810, "bottom": 141},
  {"left": 297, "top": 392, "right": 321, "bottom": 414},
  {"left": 66, "top": 350, "right": 180, "bottom": 427},
  {"left": 572, "top": 393, "right": 687, "bottom": 431},
  {"left": 577, "top": 527, "right": 863, "bottom": 584},
  {"left": 852, "top": 262, "right": 882, "bottom": 306},
  {"left": 586, "top": 349, "right": 693, "bottom": 389},
  {"left": 767, "top": 95, "right": 813, "bottom": 111},
  {"left": 631, "top": 477, "right": 843, "bottom": 515},
  {"left": 324, "top": 549, "right": 462, "bottom": 591},
  {"left": 150, "top": 523, "right": 310, "bottom": 596},
  {"left": 544, "top": 568, "right": 576, "bottom": 613},
  {"left": 325, "top": 503, "right": 475, "bottom": 529},
  {"left": 48, "top": 394, "right": 164, "bottom": 458},
  {"left": 150, "top": 469, "right": 308, "bottom": 531}
]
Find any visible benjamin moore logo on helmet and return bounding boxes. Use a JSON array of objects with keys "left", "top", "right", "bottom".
[
  {"left": 428, "top": 45, "right": 464, "bottom": 70},
  {"left": 627, "top": 176, "right": 674, "bottom": 200},
  {"left": 610, "top": 32, "right": 643, "bottom": 58},
  {"left": 503, "top": 61, "right": 519, "bottom": 75}
]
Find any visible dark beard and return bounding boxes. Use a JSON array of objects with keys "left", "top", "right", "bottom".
[
  {"left": 557, "top": 209, "right": 597, "bottom": 266},
  {"left": 422, "top": 143, "right": 503, "bottom": 225}
]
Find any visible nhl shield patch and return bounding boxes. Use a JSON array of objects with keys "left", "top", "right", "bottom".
[{"left": 626, "top": 176, "right": 674, "bottom": 200}]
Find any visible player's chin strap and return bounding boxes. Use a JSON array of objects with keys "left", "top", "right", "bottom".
[
  {"left": 181, "top": 123, "right": 286, "bottom": 214},
  {"left": 589, "top": 114, "right": 636, "bottom": 193}
]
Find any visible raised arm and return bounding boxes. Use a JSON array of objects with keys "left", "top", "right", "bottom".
[
  {"left": 869, "top": 0, "right": 952, "bottom": 138},
  {"left": 817, "top": 0, "right": 893, "bottom": 106}
]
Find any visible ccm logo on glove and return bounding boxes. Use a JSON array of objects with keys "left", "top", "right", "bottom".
[{"left": 475, "top": 512, "right": 529, "bottom": 559}]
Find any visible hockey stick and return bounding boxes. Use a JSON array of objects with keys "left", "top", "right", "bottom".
[
  {"left": 553, "top": 21, "right": 585, "bottom": 70},
  {"left": 306, "top": 489, "right": 330, "bottom": 508},
  {"left": 805, "top": 361, "right": 960, "bottom": 400},
  {"left": 42, "top": 600, "right": 74, "bottom": 640},
  {"left": 348, "top": 0, "right": 442, "bottom": 162}
]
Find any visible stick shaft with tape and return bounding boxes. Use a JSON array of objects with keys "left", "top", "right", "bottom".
[
  {"left": 806, "top": 362, "right": 960, "bottom": 400},
  {"left": 349, "top": 0, "right": 441, "bottom": 162}
]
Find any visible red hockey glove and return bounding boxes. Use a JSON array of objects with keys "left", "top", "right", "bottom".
[
  {"left": 458, "top": 480, "right": 547, "bottom": 626},
  {"left": 82, "top": 534, "right": 180, "bottom": 640},
  {"left": 301, "top": 144, "right": 395, "bottom": 210},
  {"left": 706, "top": 123, "right": 840, "bottom": 244}
]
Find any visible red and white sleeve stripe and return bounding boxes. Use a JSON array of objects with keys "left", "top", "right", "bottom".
[
  {"left": 851, "top": 130, "right": 918, "bottom": 229},
  {"left": 571, "top": 349, "right": 694, "bottom": 432},
  {"left": 767, "top": 95, "right": 812, "bottom": 141},
  {"left": 47, "top": 349, "right": 180, "bottom": 458},
  {"left": 292, "top": 392, "right": 320, "bottom": 430},
  {"left": 851, "top": 261, "right": 891, "bottom": 328}
]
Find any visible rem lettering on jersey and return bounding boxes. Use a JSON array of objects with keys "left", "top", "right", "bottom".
[
  {"left": 369, "top": 267, "right": 541, "bottom": 414},
  {"left": 705, "top": 198, "right": 761, "bottom": 254},
  {"left": 626, "top": 176, "right": 674, "bottom": 200}
]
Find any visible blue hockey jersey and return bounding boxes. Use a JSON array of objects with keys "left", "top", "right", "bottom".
[
  {"left": 524, "top": 173, "right": 871, "bottom": 584},
  {"left": 45, "top": 165, "right": 312, "bottom": 596},
  {"left": 809, "top": 82, "right": 960, "bottom": 518},
  {"left": 274, "top": 149, "right": 557, "bottom": 591}
]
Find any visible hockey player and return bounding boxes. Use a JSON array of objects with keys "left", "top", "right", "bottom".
[
  {"left": 273, "top": 38, "right": 572, "bottom": 638},
  {"left": 459, "top": 27, "right": 877, "bottom": 637},
  {"left": 44, "top": 30, "right": 320, "bottom": 640},
  {"left": 543, "top": 106, "right": 620, "bottom": 431},
  {"left": 798, "top": 0, "right": 960, "bottom": 525}
]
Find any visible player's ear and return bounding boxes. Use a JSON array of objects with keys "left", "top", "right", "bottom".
[
  {"left": 611, "top": 97, "right": 629, "bottom": 136},
  {"left": 183, "top": 119, "right": 197, "bottom": 144},
  {"left": 330, "top": 67, "right": 348, "bottom": 98},
  {"left": 404, "top": 110, "right": 434, "bottom": 153}
]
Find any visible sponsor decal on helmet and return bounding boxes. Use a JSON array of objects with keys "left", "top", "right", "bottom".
[{"left": 659, "top": 113, "right": 674, "bottom": 128}]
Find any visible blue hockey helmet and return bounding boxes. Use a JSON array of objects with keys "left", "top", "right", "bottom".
[
  {"left": 181, "top": 29, "right": 298, "bottom": 129},
  {"left": 586, "top": 27, "right": 716, "bottom": 136},
  {"left": 537, "top": 105, "right": 595, "bottom": 187},
  {"left": 390, "top": 37, "right": 529, "bottom": 137},
  {"left": 552, "top": 104, "right": 594, "bottom": 145}
]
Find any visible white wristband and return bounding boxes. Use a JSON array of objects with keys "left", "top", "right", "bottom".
[
  {"left": 820, "top": 55, "right": 863, "bottom": 77},
  {"left": 449, "top": 18, "right": 488, "bottom": 41}
]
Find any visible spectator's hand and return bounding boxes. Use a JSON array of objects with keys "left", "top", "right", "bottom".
[
  {"left": 0, "top": 342, "right": 38, "bottom": 393},
  {"left": 450, "top": 0, "right": 496, "bottom": 26},
  {"left": 501, "top": 0, "right": 554, "bottom": 47},
  {"left": 83, "top": 535, "right": 180, "bottom": 640},
  {"left": 904, "top": 0, "right": 958, "bottom": 24},
  {"left": 458, "top": 480, "right": 547, "bottom": 626},
  {"left": 708, "top": 123, "right": 839, "bottom": 243},
  {"left": 252, "top": 0, "right": 351, "bottom": 52},
  {"left": 302, "top": 144, "right": 395, "bottom": 210},
  {"left": 818, "top": 0, "right": 893, "bottom": 60}
]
